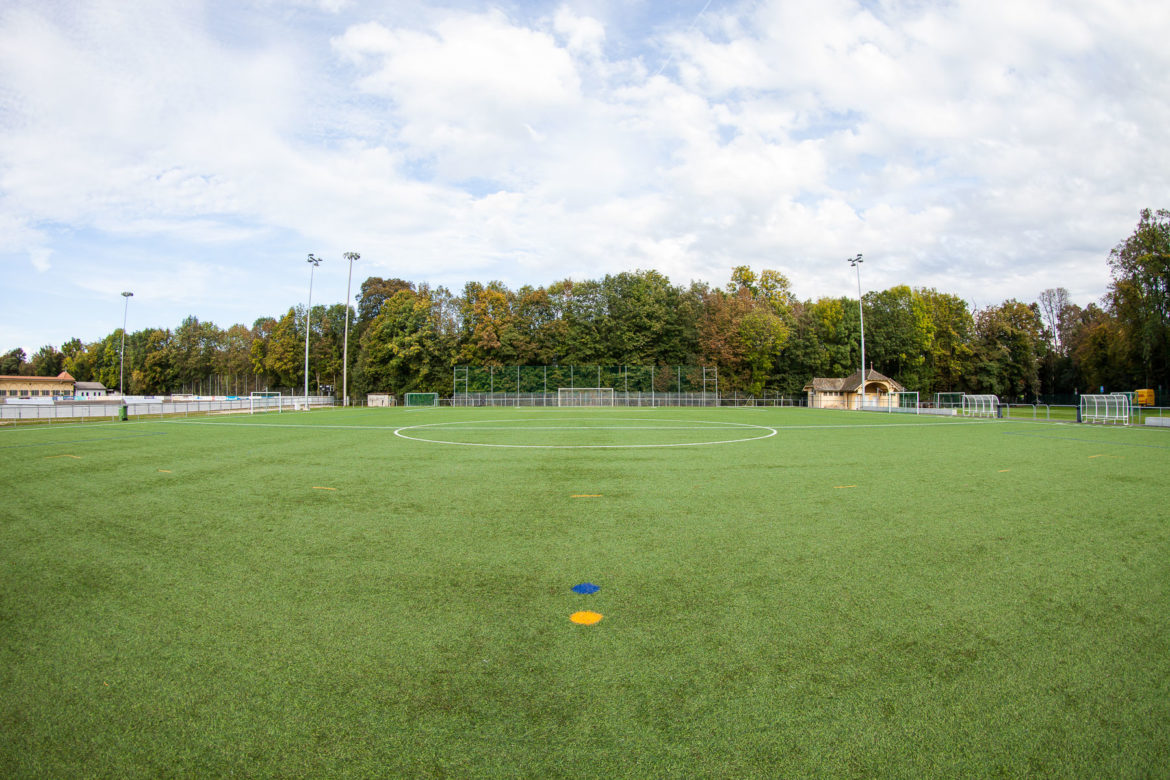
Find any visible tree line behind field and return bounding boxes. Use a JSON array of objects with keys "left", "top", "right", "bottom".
[{"left": 4, "top": 209, "right": 1168, "bottom": 403}]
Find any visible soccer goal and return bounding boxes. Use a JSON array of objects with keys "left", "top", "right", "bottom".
[
  {"left": 1079, "top": 393, "right": 1130, "bottom": 425},
  {"left": 404, "top": 392, "right": 439, "bottom": 408},
  {"left": 961, "top": 394, "right": 1000, "bottom": 418},
  {"left": 934, "top": 392, "right": 964, "bottom": 409},
  {"left": 557, "top": 387, "right": 615, "bottom": 407},
  {"left": 249, "top": 391, "right": 282, "bottom": 414},
  {"left": 894, "top": 391, "right": 920, "bottom": 414}
]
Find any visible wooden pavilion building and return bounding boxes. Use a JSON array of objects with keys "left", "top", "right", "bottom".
[{"left": 803, "top": 368, "right": 904, "bottom": 410}]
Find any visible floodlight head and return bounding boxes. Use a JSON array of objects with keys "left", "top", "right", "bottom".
[
  {"left": 121, "top": 291, "right": 133, "bottom": 297},
  {"left": 847, "top": 253, "right": 863, "bottom": 266},
  {"left": 343, "top": 251, "right": 360, "bottom": 262},
  {"left": 306, "top": 253, "right": 322, "bottom": 266}
]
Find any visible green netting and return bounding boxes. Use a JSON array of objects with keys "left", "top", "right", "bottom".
[{"left": 404, "top": 392, "right": 438, "bottom": 407}]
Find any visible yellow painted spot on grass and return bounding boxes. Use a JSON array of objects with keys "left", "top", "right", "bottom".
[
  {"left": 570, "top": 611, "right": 603, "bottom": 625},
  {"left": 572, "top": 494, "right": 603, "bottom": 498},
  {"left": 46, "top": 454, "right": 81, "bottom": 459},
  {"left": 158, "top": 469, "right": 172, "bottom": 473},
  {"left": 998, "top": 469, "right": 1010, "bottom": 473},
  {"left": 312, "top": 486, "right": 338, "bottom": 491},
  {"left": 1088, "top": 454, "right": 1104, "bottom": 459},
  {"left": 834, "top": 485, "right": 857, "bottom": 489}
]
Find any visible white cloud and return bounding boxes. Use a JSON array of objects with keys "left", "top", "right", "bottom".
[
  {"left": 1, "top": 0, "right": 1168, "bottom": 351},
  {"left": 29, "top": 247, "right": 51, "bottom": 272}
]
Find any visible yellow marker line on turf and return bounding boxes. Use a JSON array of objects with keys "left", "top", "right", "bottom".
[
  {"left": 158, "top": 469, "right": 172, "bottom": 473},
  {"left": 834, "top": 485, "right": 857, "bottom": 489},
  {"left": 46, "top": 454, "right": 81, "bottom": 459},
  {"left": 998, "top": 469, "right": 1010, "bottom": 473},
  {"left": 572, "top": 494, "right": 603, "bottom": 498},
  {"left": 312, "top": 486, "right": 338, "bottom": 491}
]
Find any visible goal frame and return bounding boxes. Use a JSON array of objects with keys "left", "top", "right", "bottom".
[
  {"left": 1079, "top": 393, "right": 1130, "bottom": 425},
  {"left": 557, "top": 387, "right": 615, "bottom": 407},
  {"left": 249, "top": 391, "right": 282, "bottom": 414},
  {"left": 404, "top": 392, "right": 439, "bottom": 408},
  {"left": 934, "top": 392, "right": 964, "bottom": 409},
  {"left": 894, "top": 391, "right": 920, "bottom": 414}
]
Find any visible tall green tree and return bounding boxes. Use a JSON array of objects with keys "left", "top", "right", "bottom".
[
  {"left": 971, "top": 301, "right": 1045, "bottom": 399},
  {"left": 862, "top": 286, "right": 933, "bottom": 390},
  {"left": 918, "top": 289, "right": 974, "bottom": 393},
  {"left": 1107, "top": 208, "right": 1170, "bottom": 391},
  {"left": 358, "top": 288, "right": 451, "bottom": 395},
  {"left": 1, "top": 348, "right": 27, "bottom": 375},
  {"left": 28, "top": 345, "right": 65, "bottom": 376}
]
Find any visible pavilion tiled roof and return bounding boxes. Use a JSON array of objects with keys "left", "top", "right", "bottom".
[{"left": 803, "top": 368, "right": 903, "bottom": 392}]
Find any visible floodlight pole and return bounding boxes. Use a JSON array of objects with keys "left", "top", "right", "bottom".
[
  {"left": 342, "top": 252, "right": 359, "bottom": 407},
  {"left": 119, "top": 291, "right": 133, "bottom": 396},
  {"left": 304, "top": 253, "right": 322, "bottom": 400},
  {"left": 848, "top": 253, "right": 866, "bottom": 410}
]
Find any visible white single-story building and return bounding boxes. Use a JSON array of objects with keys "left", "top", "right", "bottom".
[{"left": 75, "top": 381, "right": 108, "bottom": 398}]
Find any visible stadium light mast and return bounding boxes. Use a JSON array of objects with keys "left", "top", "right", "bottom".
[
  {"left": 119, "top": 291, "right": 133, "bottom": 396},
  {"left": 848, "top": 253, "right": 866, "bottom": 410},
  {"left": 304, "top": 253, "right": 322, "bottom": 400},
  {"left": 341, "top": 252, "right": 359, "bottom": 407}
]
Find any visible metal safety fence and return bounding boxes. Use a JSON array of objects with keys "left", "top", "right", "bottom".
[{"left": 0, "top": 396, "right": 335, "bottom": 423}]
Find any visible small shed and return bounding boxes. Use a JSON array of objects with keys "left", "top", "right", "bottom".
[
  {"left": 803, "top": 368, "right": 904, "bottom": 410},
  {"left": 367, "top": 393, "right": 397, "bottom": 407},
  {"left": 75, "top": 381, "right": 108, "bottom": 398}
]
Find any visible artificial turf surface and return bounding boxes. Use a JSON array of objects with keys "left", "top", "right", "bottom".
[{"left": 1, "top": 407, "right": 1168, "bottom": 777}]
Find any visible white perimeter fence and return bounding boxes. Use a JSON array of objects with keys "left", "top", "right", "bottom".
[{"left": 0, "top": 396, "right": 335, "bottom": 423}]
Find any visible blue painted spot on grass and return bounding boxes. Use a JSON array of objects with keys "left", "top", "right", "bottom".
[{"left": 571, "top": 583, "right": 600, "bottom": 595}]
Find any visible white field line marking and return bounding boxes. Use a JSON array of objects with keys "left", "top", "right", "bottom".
[
  {"left": 394, "top": 417, "right": 778, "bottom": 448},
  {"left": 392, "top": 430, "right": 778, "bottom": 449}
]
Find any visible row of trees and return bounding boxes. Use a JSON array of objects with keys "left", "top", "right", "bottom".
[{"left": 4, "top": 209, "right": 1167, "bottom": 403}]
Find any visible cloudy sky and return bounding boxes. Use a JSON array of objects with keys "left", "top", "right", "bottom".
[{"left": 1, "top": 0, "right": 1167, "bottom": 353}]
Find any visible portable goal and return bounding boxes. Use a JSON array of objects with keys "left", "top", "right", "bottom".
[
  {"left": 557, "top": 387, "right": 615, "bottom": 407},
  {"left": 961, "top": 394, "right": 1000, "bottom": 418},
  {"left": 934, "top": 392, "right": 964, "bottom": 409},
  {"left": 404, "top": 392, "right": 439, "bottom": 407},
  {"left": 249, "top": 391, "right": 282, "bottom": 414},
  {"left": 1079, "top": 394, "right": 1130, "bottom": 425},
  {"left": 859, "top": 391, "right": 920, "bottom": 414}
]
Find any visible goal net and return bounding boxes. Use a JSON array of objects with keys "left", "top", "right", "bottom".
[
  {"left": 1080, "top": 393, "right": 1130, "bottom": 424},
  {"left": 557, "top": 387, "right": 615, "bottom": 407},
  {"left": 934, "top": 392, "right": 964, "bottom": 409},
  {"left": 249, "top": 391, "right": 282, "bottom": 414},
  {"left": 859, "top": 391, "right": 920, "bottom": 414},
  {"left": 894, "top": 391, "right": 919, "bottom": 414},
  {"left": 404, "top": 392, "right": 439, "bottom": 407},
  {"left": 961, "top": 394, "right": 999, "bottom": 418}
]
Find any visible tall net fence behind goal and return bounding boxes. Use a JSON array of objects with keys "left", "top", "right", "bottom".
[{"left": 557, "top": 388, "right": 615, "bottom": 407}]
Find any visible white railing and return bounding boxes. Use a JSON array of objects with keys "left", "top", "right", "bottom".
[{"left": 0, "top": 396, "right": 336, "bottom": 423}]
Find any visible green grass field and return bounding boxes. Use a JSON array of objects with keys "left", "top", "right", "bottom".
[{"left": 2, "top": 407, "right": 1168, "bottom": 777}]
